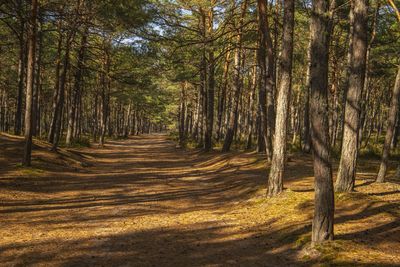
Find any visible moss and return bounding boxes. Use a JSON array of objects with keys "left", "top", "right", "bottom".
[
  {"left": 295, "top": 234, "right": 311, "bottom": 248},
  {"left": 69, "top": 137, "right": 91, "bottom": 148},
  {"left": 18, "top": 167, "right": 45, "bottom": 177}
]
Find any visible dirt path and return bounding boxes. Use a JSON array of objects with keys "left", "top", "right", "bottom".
[{"left": 1, "top": 134, "right": 399, "bottom": 266}]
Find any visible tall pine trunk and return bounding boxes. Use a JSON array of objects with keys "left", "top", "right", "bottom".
[
  {"left": 15, "top": 10, "right": 25, "bottom": 136},
  {"left": 66, "top": 27, "right": 88, "bottom": 146},
  {"left": 204, "top": 5, "right": 215, "bottom": 151},
  {"left": 310, "top": 0, "right": 334, "bottom": 244},
  {"left": 336, "top": 0, "right": 368, "bottom": 192},
  {"left": 22, "top": 0, "right": 38, "bottom": 166},
  {"left": 267, "top": 0, "right": 294, "bottom": 197},
  {"left": 257, "top": 0, "right": 274, "bottom": 160},
  {"left": 48, "top": 19, "right": 63, "bottom": 143},
  {"left": 376, "top": 65, "right": 400, "bottom": 182},
  {"left": 222, "top": 0, "right": 247, "bottom": 152}
]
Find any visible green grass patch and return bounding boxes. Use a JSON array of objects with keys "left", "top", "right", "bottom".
[{"left": 16, "top": 164, "right": 45, "bottom": 177}]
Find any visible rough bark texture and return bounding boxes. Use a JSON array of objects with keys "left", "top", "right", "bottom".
[
  {"left": 376, "top": 65, "right": 400, "bottom": 182},
  {"left": 310, "top": 0, "right": 334, "bottom": 244},
  {"left": 336, "top": 0, "right": 369, "bottom": 192},
  {"left": 23, "top": 0, "right": 38, "bottom": 166},
  {"left": 267, "top": 0, "right": 294, "bottom": 197}
]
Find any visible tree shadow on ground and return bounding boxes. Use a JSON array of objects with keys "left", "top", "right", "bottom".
[{"left": 0, "top": 133, "right": 399, "bottom": 266}]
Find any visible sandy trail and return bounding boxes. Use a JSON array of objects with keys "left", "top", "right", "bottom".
[
  {"left": 0, "top": 134, "right": 275, "bottom": 266},
  {"left": 0, "top": 134, "right": 399, "bottom": 266}
]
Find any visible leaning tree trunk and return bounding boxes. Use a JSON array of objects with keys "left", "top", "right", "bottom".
[
  {"left": 376, "top": 65, "right": 400, "bottom": 183},
  {"left": 310, "top": 0, "right": 334, "bottom": 244},
  {"left": 22, "top": 0, "right": 38, "bottom": 167},
  {"left": 336, "top": 0, "right": 368, "bottom": 192},
  {"left": 267, "top": 0, "right": 294, "bottom": 197}
]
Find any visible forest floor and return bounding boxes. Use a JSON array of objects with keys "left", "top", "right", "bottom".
[{"left": 0, "top": 133, "right": 399, "bottom": 267}]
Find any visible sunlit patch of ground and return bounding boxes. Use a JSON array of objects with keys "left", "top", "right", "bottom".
[{"left": 0, "top": 133, "right": 399, "bottom": 266}]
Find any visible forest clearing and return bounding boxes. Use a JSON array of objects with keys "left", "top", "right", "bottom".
[{"left": 1, "top": 0, "right": 400, "bottom": 266}]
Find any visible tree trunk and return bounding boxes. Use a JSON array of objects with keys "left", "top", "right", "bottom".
[
  {"left": 15, "top": 12, "right": 25, "bottom": 136},
  {"left": 336, "top": 0, "right": 368, "bottom": 192},
  {"left": 48, "top": 19, "right": 63, "bottom": 143},
  {"left": 376, "top": 65, "right": 400, "bottom": 182},
  {"left": 23, "top": 0, "right": 38, "bottom": 166},
  {"left": 302, "top": 40, "right": 312, "bottom": 153},
  {"left": 216, "top": 51, "right": 231, "bottom": 141},
  {"left": 51, "top": 32, "right": 73, "bottom": 151},
  {"left": 204, "top": 5, "right": 215, "bottom": 151},
  {"left": 267, "top": 0, "right": 294, "bottom": 197},
  {"left": 222, "top": 0, "right": 247, "bottom": 152},
  {"left": 32, "top": 14, "right": 43, "bottom": 137},
  {"left": 179, "top": 82, "right": 186, "bottom": 146},
  {"left": 66, "top": 27, "right": 88, "bottom": 146},
  {"left": 257, "top": 0, "right": 275, "bottom": 160},
  {"left": 99, "top": 43, "right": 111, "bottom": 147},
  {"left": 310, "top": 0, "right": 334, "bottom": 244}
]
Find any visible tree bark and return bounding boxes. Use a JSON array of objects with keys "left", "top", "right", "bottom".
[
  {"left": 66, "top": 26, "right": 88, "bottom": 146},
  {"left": 257, "top": 0, "right": 275, "bottom": 160},
  {"left": 99, "top": 42, "right": 111, "bottom": 147},
  {"left": 15, "top": 7, "right": 25, "bottom": 136},
  {"left": 302, "top": 39, "right": 312, "bottom": 153},
  {"left": 267, "top": 0, "right": 294, "bottom": 197},
  {"left": 376, "top": 65, "right": 400, "bottom": 183},
  {"left": 51, "top": 32, "right": 73, "bottom": 150},
  {"left": 310, "top": 0, "right": 334, "bottom": 244},
  {"left": 179, "top": 82, "right": 186, "bottom": 146},
  {"left": 204, "top": 4, "right": 215, "bottom": 151},
  {"left": 23, "top": 0, "right": 38, "bottom": 166},
  {"left": 336, "top": 0, "right": 369, "bottom": 192},
  {"left": 222, "top": 0, "right": 247, "bottom": 152},
  {"left": 216, "top": 51, "right": 231, "bottom": 141},
  {"left": 48, "top": 19, "right": 63, "bottom": 143}
]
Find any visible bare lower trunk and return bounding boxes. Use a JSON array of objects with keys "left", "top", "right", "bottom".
[
  {"left": 257, "top": 0, "right": 275, "bottom": 159},
  {"left": 15, "top": 20, "right": 25, "bottom": 136},
  {"left": 310, "top": 0, "right": 334, "bottom": 244},
  {"left": 267, "top": 0, "right": 294, "bottom": 197},
  {"left": 48, "top": 20, "right": 63, "bottom": 143},
  {"left": 336, "top": 0, "right": 368, "bottom": 192},
  {"left": 66, "top": 27, "right": 88, "bottom": 146},
  {"left": 179, "top": 83, "right": 186, "bottom": 146},
  {"left": 222, "top": 0, "right": 247, "bottom": 152},
  {"left": 204, "top": 6, "right": 215, "bottom": 151},
  {"left": 23, "top": 0, "right": 38, "bottom": 166},
  {"left": 376, "top": 66, "right": 400, "bottom": 182}
]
